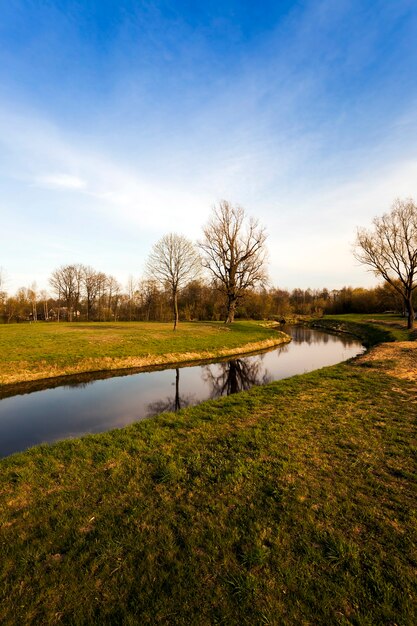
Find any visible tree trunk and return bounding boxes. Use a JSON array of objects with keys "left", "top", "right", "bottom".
[
  {"left": 225, "top": 295, "right": 237, "bottom": 323},
  {"left": 173, "top": 290, "right": 179, "bottom": 331},
  {"left": 406, "top": 296, "right": 414, "bottom": 329}
]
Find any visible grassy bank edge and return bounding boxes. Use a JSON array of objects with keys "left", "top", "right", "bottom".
[
  {"left": 308, "top": 315, "right": 403, "bottom": 346},
  {"left": 0, "top": 323, "right": 290, "bottom": 388}
]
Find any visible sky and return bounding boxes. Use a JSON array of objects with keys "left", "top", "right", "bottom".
[{"left": 1, "top": 0, "right": 417, "bottom": 293}]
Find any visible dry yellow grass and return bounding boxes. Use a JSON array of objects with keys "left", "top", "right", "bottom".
[{"left": 356, "top": 341, "right": 417, "bottom": 385}]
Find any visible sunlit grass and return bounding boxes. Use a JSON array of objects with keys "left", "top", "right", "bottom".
[
  {"left": 0, "top": 317, "right": 416, "bottom": 624},
  {"left": 312, "top": 312, "right": 415, "bottom": 344},
  {"left": 0, "top": 321, "right": 288, "bottom": 385}
]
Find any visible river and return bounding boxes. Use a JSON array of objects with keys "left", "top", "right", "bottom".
[{"left": 0, "top": 325, "right": 364, "bottom": 457}]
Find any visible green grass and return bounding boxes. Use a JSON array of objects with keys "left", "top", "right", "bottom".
[
  {"left": 0, "top": 318, "right": 416, "bottom": 624},
  {"left": 0, "top": 320, "right": 287, "bottom": 386},
  {"left": 310, "top": 313, "right": 415, "bottom": 345}
]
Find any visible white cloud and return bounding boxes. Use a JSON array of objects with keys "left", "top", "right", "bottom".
[
  {"left": 0, "top": 106, "right": 210, "bottom": 235},
  {"left": 34, "top": 173, "right": 87, "bottom": 190}
]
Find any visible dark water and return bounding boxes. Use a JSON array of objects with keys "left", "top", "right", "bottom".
[{"left": 0, "top": 326, "right": 364, "bottom": 458}]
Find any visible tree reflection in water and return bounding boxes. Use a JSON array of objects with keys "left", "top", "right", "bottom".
[
  {"left": 146, "top": 368, "right": 194, "bottom": 416},
  {"left": 203, "top": 357, "right": 272, "bottom": 398}
]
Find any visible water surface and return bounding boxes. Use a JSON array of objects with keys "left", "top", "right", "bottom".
[{"left": 0, "top": 326, "right": 364, "bottom": 457}]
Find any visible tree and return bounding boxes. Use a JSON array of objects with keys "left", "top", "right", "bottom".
[
  {"left": 82, "top": 266, "right": 102, "bottom": 321},
  {"left": 28, "top": 283, "right": 38, "bottom": 321},
  {"left": 145, "top": 233, "right": 201, "bottom": 330},
  {"left": 50, "top": 264, "right": 83, "bottom": 322},
  {"left": 354, "top": 198, "right": 417, "bottom": 329},
  {"left": 199, "top": 200, "right": 268, "bottom": 323},
  {"left": 40, "top": 290, "right": 50, "bottom": 321}
]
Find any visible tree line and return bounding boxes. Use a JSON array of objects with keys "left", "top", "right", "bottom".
[
  {"left": 0, "top": 274, "right": 413, "bottom": 325},
  {"left": 1, "top": 197, "right": 417, "bottom": 326}
]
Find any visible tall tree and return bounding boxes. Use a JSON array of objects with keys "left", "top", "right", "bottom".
[
  {"left": 354, "top": 198, "right": 417, "bottom": 329},
  {"left": 126, "top": 275, "right": 137, "bottom": 321},
  {"left": 199, "top": 200, "right": 268, "bottom": 323},
  {"left": 145, "top": 233, "right": 201, "bottom": 330},
  {"left": 50, "top": 264, "right": 83, "bottom": 322},
  {"left": 28, "top": 283, "right": 38, "bottom": 321},
  {"left": 40, "top": 289, "right": 50, "bottom": 321},
  {"left": 82, "top": 266, "right": 102, "bottom": 321}
]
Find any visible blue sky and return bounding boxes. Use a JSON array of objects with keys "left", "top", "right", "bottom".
[{"left": 1, "top": 0, "right": 417, "bottom": 293}]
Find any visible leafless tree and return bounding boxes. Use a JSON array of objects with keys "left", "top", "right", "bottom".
[
  {"left": 139, "top": 279, "right": 160, "bottom": 321},
  {"left": 126, "top": 275, "right": 137, "bottom": 321},
  {"left": 50, "top": 264, "right": 83, "bottom": 322},
  {"left": 28, "top": 283, "right": 38, "bottom": 321},
  {"left": 145, "top": 233, "right": 201, "bottom": 330},
  {"left": 199, "top": 201, "right": 268, "bottom": 323},
  {"left": 40, "top": 290, "right": 49, "bottom": 321},
  {"left": 82, "top": 266, "right": 102, "bottom": 321},
  {"left": 106, "top": 275, "right": 121, "bottom": 320},
  {"left": 354, "top": 198, "right": 417, "bottom": 329}
]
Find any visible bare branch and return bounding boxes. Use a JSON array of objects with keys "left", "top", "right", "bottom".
[
  {"left": 199, "top": 200, "right": 268, "bottom": 323},
  {"left": 354, "top": 198, "right": 417, "bottom": 328},
  {"left": 145, "top": 233, "right": 201, "bottom": 330}
]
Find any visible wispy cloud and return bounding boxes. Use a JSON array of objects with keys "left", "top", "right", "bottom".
[{"left": 34, "top": 173, "right": 87, "bottom": 190}]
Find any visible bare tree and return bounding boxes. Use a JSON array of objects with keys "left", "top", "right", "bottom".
[
  {"left": 199, "top": 200, "right": 268, "bottom": 323},
  {"left": 106, "top": 275, "right": 121, "bottom": 321},
  {"left": 354, "top": 198, "right": 417, "bottom": 329},
  {"left": 28, "top": 283, "right": 38, "bottom": 321},
  {"left": 126, "top": 275, "right": 137, "bottom": 321},
  {"left": 40, "top": 289, "right": 49, "bottom": 321},
  {"left": 139, "top": 279, "right": 160, "bottom": 321},
  {"left": 50, "top": 264, "right": 83, "bottom": 322},
  {"left": 145, "top": 233, "right": 201, "bottom": 330},
  {"left": 82, "top": 266, "right": 102, "bottom": 321}
]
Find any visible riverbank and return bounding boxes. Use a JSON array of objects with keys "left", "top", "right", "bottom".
[
  {"left": 0, "top": 316, "right": 416, "bottom": 624},
  {"left": 309, "top": 313, "right": 415, "bottom": 345},
  {"left": 0, "top": 321, "right": 290, "bottom": 386}
]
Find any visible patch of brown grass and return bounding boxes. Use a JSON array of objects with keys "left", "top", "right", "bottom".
[{"left": 356, "top": 341, "right": 417, "bottom": 385}]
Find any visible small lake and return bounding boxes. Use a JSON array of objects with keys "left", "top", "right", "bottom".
[{"left": 0, "top": 326, "right": 364, "bottom": 458}]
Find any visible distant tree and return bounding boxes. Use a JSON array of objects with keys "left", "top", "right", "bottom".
[
  {"left": 199, "top": 201, "right": 268, "bottom": 323},
  {"left": 145, "top": 233, "right": 201, "bottom": 330},
  {"left": 28, "top": 283, "right": 38, "bottom": 321},
  {"left": 81, "top": 266, "right": 101, "bottom": 321},
  {"left": 50, "top": 264, "right": 83, "bottom": 322},
  {"left": 39, "top": 290, "right": 50, "bottom": 321},
  {"left": 354, "top": 198, "right": 417, "bottom": 329},
  {"left": 126, "top": 275, "right": 137, "bottom": 321},
  {"left": 106, "top": 276, "right": 121, "bottom": 320}
]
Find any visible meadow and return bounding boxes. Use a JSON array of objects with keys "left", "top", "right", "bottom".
[
  {"left": 0, "top": 320, "right": 288, "bottom": 386},
  {"left": 0, "top": 315, "right": 416, "bottom": 624}
]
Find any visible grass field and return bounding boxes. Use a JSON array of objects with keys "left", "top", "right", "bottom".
[
  {"left": 0, "top": 320, "right": 289, "bottom": 386},
  {"left": 0, "top": 315, "right": 416, "bottom": 624}
]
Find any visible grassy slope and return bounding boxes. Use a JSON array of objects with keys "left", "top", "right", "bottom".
[
  {"left": 0, "top": 316, "right": 416, "bottom": 625},
  {"left": 311, "top": 313, "right": 414, "bottom": 344},
  {"left": 0, "top": 321, "right": 288, "bottom": 386}
]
